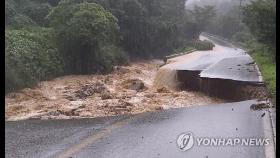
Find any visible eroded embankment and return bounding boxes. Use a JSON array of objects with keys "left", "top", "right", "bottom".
[
  {"left": 5, "top": 60, "right": 223, "bottom": 121},
  {"left": 176, "top": 70, "right": 269, "bottom": 101}
]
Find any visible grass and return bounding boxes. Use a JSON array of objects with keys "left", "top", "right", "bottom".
[{"left": 250, "top": 50, "right": 276, "bottom": 104}]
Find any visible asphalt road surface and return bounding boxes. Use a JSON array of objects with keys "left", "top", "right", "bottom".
[
  {"left": 5, "top": 100, "right": 275, "bottom": 158},
  {"left": 164, "top": 33, "right": 262, "bottom": 83}
]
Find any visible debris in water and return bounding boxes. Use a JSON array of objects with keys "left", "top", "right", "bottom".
[
  {"left": 100, "top": 91, "right": 113, "bottom": 100},
  {"left": 250, "top": 102, "right": 270, "bottom": 111},
  {"left": 156, "top": 87, "right": 170, "bottom": 93},
  {"left": 122, "top": 79, "right": 147, "bottom": 92},
  {"left": 114, "top": 66, "right": 130, "bottom": 74},
  {"left": 74, "top": 82, "right": 108, "bottom": 99},
  {"left": 155, "top": 106, "right": 163, "bottom": 110}
]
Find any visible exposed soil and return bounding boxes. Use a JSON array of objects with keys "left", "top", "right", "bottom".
[{"left": 5, "top": 59, "right": 223, "bottom": 121}]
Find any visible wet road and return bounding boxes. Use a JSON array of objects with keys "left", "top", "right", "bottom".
[
  {"left": 5, "top": 100, "right": 275, "bottom": 158},
  {"left": 164, "top": 33, "right": 262, "bottom": 83},
  {"left": 200, "top": 56, "right": 261, "bottom": 82}
]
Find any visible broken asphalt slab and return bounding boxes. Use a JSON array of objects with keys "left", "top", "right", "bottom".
[{"left": 200, "top": 56, "right": 262, "bottom": 83}]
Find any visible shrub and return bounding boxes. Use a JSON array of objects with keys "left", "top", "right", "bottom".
[
  {"left": 189, "top": 39, "right": 214, "bottom": 50},
  {"left": 172, "top": 46, "right": 195, "bottom": 54},
  {"left": 172, "top": 39, "right": 214, "bottom": 55},
  {"left": 5, "top": 27, "right": 64, "bottom": 93}
]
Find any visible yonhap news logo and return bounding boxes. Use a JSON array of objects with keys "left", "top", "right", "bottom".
[
  {"left": 176, "top": 132, "right": 194, "bottom": 151},
  {"left": 176, "top": 131, "right": 270, "bottom": 151}
]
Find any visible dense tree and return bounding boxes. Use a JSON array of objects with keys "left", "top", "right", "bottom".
[
  {"left": 242, "top": 0, "right": 275, "bottom": 49},
  {"left": 5, "top": 0, "right": 54, "bottom": 27},
  {"left": 47, "top": 1, "right": 127, "bottom": 74},
  {"left": 205, "top": 5, "right": 250, "bottom": 40},
  {"left": 86, "top": 0, "right": 199, "bottom": 58},
  {"left": 187, "top": 5, "right": 216, "bottom": 38},
  {"left": 22, "top": 2, "right": 52, "bottom": 26},
  {"left": 116, "top": 0, "right": 198, "bottom": 57}
]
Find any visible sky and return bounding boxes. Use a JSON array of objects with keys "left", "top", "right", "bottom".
[
  {"left": 184, "top": 0, "right": 250, "bottom": 13},
  {"left": 185, "top": 0, "right": 249, "bottom": 7},
  {"left": 185, "top": 0, "right": 234, "bottom": 7}
]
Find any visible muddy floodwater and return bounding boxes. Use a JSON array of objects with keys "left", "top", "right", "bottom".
[{"left": 5, "top": 59, "right": 223, "bottom": 121}]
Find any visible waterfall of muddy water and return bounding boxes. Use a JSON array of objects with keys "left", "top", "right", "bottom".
[
  {"left": 153, "top": 68, "right": 179, "bottom": 90},
  {"left": 153, "top": 50, "right": 201, "bottom": 90}
]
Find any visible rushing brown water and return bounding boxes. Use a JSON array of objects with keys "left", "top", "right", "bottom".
[
  {"left": 152, "top": 68, "right": 179, "bottom": 90},
  {"left": 5, "top": 60, "right": 223, "bottom": 121}
]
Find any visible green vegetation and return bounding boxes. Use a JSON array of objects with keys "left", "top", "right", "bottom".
[
  {"left": 189, "top": 40, "right": 214, "bottom": 51},
  {"left": 187, "top": 5, "right": 216, "bottom": 38},
  {"left": 206, "top": 5, "right": 249, "bottom": 40},
  {"left": 5, "top": 0, "right": 52, "bottom": 27},
  {"left": 47, "top": 1, "right": 125, "bottom": 74},
  {"left": 5, "top": 27, "right": 64, "bottom": 92},
  {"left": 243, "top": 0, "right": 275, "bottom": 51},
  {"left": 171, "top": 39, "right": 214, "bottom": 55},
  {"left": 250, "top": 49, "right": 276, "bottom": 104},
  {"left": 242, "top": 0, "right": 276, "bottom": 104},
  {"left": 102, "top": 0, "right": 199, "bottom": 58},
  {"left": 6, "top": 0, "right": 207, "bottom": 92}
]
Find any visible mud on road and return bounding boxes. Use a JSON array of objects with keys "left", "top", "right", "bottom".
[{"left": 5, "top": 60, "right": 223, "bottom": 121}]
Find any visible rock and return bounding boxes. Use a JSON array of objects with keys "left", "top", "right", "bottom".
[
  {"left": 57, "top": 108, "right": 76, "bottom": 116},
  {"left": 156, "top": 87, "right": 170, "bottom": 93},
  {"left": 6, "top": 93, "right": 18, "bottom": 99},
  {"left": 48, "top": 110, "right": 61, "bottom": 116},
  {"left": 155, "top": 106, "right": 163, "bottom": 110},
  {"left": 74, "top": 82, "right": 108, "bottom": 99},
  {"left": 118, "top": 99, "right": 134, "bottom": 107},
  {"left": 122, "top": 79, "right": 146, "bottom": 92},
  {"left": 104, "top": 76, "right": 113, "bottom": 84},
  {"left": 101, "top": 91, "right": 113, "bottom": 100},
  {"left": 144, "top": 93, "right": 156, "bottom": 98},
  {"left": 65, "top": 95, "right": 78, "bottom": 101},
  {"left": 77, "top": 104, "right": 86, "bottom": 109},
  {"left": 135, "top": 69, "right": 142, "bottom": 74},
  {"left": 250, "top": 102, "right": 270, "bottom": 111},
  {"left": 114, "top": 66, "right": 130, "bottom": 74}
]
